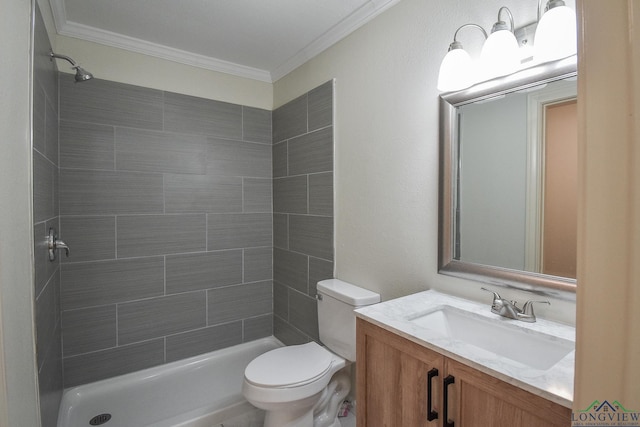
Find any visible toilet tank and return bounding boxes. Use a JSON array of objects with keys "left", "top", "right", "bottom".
[{"left": 317, "top": 279, "right": 380, "bottom": 361}]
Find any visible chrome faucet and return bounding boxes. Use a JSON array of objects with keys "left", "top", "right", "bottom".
[{"left": 480, "top": 288, "right": 550, "bottom": 323}]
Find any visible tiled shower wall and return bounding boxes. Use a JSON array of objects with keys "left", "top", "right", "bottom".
[
  {"left": 32, "top": 4, "right": 63, "bottom": 425},
  {"left": 272, "top": 80, "right": 335, "bottom": 345},
  {"left": 59, "top": 78, "right": 274, "bottom": 387}
]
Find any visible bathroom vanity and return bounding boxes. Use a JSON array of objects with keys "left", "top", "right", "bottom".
[{"left": 354, "top": 291, "right": 574, "bottom": 427}]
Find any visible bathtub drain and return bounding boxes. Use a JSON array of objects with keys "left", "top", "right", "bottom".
[{"left": 89, "top": 413, "right": 111, "bottom": 425}]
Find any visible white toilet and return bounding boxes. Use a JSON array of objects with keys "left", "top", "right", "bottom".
[{"left": 242, "top": 279, "right": 380, "bottom": 427}]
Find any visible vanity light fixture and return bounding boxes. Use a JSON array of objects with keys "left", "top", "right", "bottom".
[
  {"left": 534, "top": 0, "right": 577, "bottom": 63},
  {"left": 479, "top": 7, "right": 520, "bottom": 81},
  {"left": 437, "top": 1, "right": 577, "bottom": 92},
  {"left": 436, "top": 24, "right": 487, "bottom": 92}
]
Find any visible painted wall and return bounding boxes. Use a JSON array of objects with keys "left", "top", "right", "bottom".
[
  {"left": 58, "top": 78, "right": 273, "bottom": 387},
  {"left": 54, "top": 36, "right": 273, "bottom": 110},
  {"left": 273, "top": 0, "right": 577, "bottom": 325},
  {"left": 0, "top": 0, "right": 41, "bottom": 425}
]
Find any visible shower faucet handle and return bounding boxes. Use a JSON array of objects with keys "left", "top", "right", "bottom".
[{"left": 48, "top": 227, "right": 70, "bottom": 261}]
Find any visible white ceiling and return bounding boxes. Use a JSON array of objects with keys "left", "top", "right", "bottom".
[{"left": 49, "top": 0, "right": 401, "bottom": 82}]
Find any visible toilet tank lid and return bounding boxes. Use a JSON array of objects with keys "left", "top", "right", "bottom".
[{"left": 317, "top": 279, "right": 380, "bottom": 306}]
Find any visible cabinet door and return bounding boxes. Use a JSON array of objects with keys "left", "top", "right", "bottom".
[
  {"left": 357, "top": 319, "right": 444, "bottom": 427},
  {"left": 444, "top": 359, "right": 571, "bottom": 427}
]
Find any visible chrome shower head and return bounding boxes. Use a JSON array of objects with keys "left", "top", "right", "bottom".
[
  {"left": 73, "top": 66, "right": 94, "bottom": 82},
  {"left": 50, "top": 51, "right": 93, "bottom": 82}
]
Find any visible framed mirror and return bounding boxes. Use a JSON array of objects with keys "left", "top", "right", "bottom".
[{"left": 438, "top": 55, "right": 577, "bottom": 300}]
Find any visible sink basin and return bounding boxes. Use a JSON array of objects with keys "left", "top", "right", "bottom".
[{"left": 407, "top": 306, "right": 574, "bottom": 370}]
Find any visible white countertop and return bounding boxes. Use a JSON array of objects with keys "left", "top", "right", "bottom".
[{"left": 355, "top": 290, "right": 574, "bottom": 408}]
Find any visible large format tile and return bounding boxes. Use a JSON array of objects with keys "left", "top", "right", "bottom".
[
  {"left": 165, "top": 250, "right": 243, "bottom": 294},
  {"left": 115, "top": 128, "right": 207, "bottom": 174},
  {"left": 60, "top": 216, "right": 116, "bottom": 263},
  {"left": 208, "top": 281, "right": 272, "bottom": 325},
  {"left": 244, "top": 247, "right": 273, "bottom": 283},
  {"left": 272, "top": 94, "right": 307, "bottom": 143},
  {"left": 164, "top": 174, "right": 242, "bottom": 214},
  {"left": 274, "top": 248, "right": 308, "bottom": 293},
  {"left": 308, "top": 257, "right": 334, "bottom": 297},
  {"left": 207, "top": 213, "right": 272, "bottom": 250},
  {"left": 243, "top": 107, "right": 272, "bottom": 144},
  {"left": 272, "top": 142, "right": 288, "bottom": 178},
  {"left": 274, "top": 176, "right": 308, "bottom": 214},
  {"left": 308, "top": 172, "right": 333, "bottom": 216},
  {"left": 33, "top": 151, "right": 55, "bottom": 222},
  {"left": 62, "top": 305, "right": 116, "bottom": 357},
  {"left": 63, "top": 339, "right": 164, "bottom": 387},
  {"left": 116, "top": 214, "right": 206, "bottom": 257},
  {"left": 60, "top": 78, "right": 163, "bottom": 130},
  {"left": 243, "top": 314, "right": 273, "bottom": 342},
  {"left": 35, "top": 275, "right": 58, "bottom": 369},
  {"left": 273, "top": 316, "right": 309, "bottom": 346},
  {"left": 118, "top": 292, "right": 206, "bottom": 345},
  {"left": 273, "top": 214, "right": 288, "bottom": 250},
  {"left": 165, "top": 321, "right": 243, "bottom": 362},
  {"left": 289, "top": 290, "right": 319, "bottom": 340},
  {"left": 289, "top": 215, "right": 334, "bottom": 261},
  {"left": 59, "top": 121, "right": 115, "bottom": 170},
  {"left": 243, "top": 178, "right": 272, "bottom": 213},
  {"left": 273, "top": 282, "right": 289, "bottom": 321},
  {"left": 206, "top": 138, "right": 272, "bottom": 178},
  {"left": 44, "top": 100, "right": 59, "bottom": 166},
  {"left": 164, "top": 92, "right": 242, "bottom": 139},
  {"left": 60, "top": 169, "right": 164, "bottom": 215},
  {"left": 308, "top": 80, "right": 333, "bottom": 132},
  {"left": 61, "top": 257, "right": 164, "bottom": 310},
  {"left": 288, "top": 127, "right": 333, "bottom": 175}
]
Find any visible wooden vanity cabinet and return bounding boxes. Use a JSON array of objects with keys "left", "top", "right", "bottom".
[{"left": 356, "top": 318, "right": 571, "bottom": 427}]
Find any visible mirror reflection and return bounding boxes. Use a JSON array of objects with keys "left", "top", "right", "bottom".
[{"left": 455, "top": 78, "right": 577, "bottom": 279}]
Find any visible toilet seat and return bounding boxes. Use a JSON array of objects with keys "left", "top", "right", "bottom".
[{"left": 244, "top": 342, "right": 333, "bottom": 388}]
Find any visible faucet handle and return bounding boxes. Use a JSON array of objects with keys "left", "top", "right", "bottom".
[
  {"left": 517, "top": 300, "right": 550, "bottom": 322},
  {"left": 480, "top": 287, "right": 501, "bottom": 301},
  {"left": 521, "top": 300, "right": 550, "bottom": 315}
]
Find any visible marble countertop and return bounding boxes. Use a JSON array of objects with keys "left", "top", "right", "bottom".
[{"left": 355, "top": 290, "right": 575, "bottom": 408}]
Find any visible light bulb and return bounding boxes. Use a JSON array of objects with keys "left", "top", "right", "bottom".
[
  {"left": 534, "top": 3, "right": 577, "bottom": 63},
  {"left": 479, "top": 28, "right": 520, "bottom": 81},
  {"left": 437, "top": 46, "right": 475, "bottom": 92}
]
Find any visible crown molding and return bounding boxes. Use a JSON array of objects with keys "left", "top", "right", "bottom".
[
  {"left": 49, "top": 0, "right": 401, "bottom": 83},
  {"left": 270, "top": 0, "right": 402, "bottom": 81}
]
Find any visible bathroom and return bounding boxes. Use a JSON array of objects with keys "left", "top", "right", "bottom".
[{"left": 1, "top": 0, "right": 638, "bottom": 426}]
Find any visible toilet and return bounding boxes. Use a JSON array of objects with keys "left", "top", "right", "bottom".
[{"left": 242, "top": 279, "right": 380, "bottom": 427}]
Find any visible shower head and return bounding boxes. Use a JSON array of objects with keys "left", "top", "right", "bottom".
[{"left": 50, "top": 51, "right": 93, "bottom": 82}]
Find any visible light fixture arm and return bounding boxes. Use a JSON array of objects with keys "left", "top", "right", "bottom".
[
  {"left": 537, "top": 0, "right": 567, "bottom": 21},
  {"left": 450, "top": 23, "right": 488, "bottom": 50},
  {"left": 494, "top": 6, "right": 515, "bottom": 33}
]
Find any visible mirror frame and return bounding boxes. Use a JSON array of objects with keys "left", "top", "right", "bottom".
[{"left": 438, "top": 55, "right": 577, "bottom": 300}]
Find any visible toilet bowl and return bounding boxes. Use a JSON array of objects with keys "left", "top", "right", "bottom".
[
  {"left": 242, "top": 279, "right": 380, "bottom": 427},
  {"left": 242, "top": 342, "right": 348, "bottom": 427}
]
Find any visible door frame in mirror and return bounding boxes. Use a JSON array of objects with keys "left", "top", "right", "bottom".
[{"left": 438, "top": 55, "right": 577, "bottom": 300}]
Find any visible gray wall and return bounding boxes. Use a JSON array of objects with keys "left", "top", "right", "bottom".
[
  {"left": 32, "top": 4, "right": 64, "bottom": 426},
  {"left": 59, "top": 78, "right": 274, "bottom": 387},
  {"left": 272, "top": 80, "right": 334, "bottom": 344}
]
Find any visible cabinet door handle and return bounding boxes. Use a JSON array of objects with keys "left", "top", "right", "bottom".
[
  {"left": 443, "top": 375, "right": 455, "bottom": 427},
  {"left": 427, "top": 368, "right": 439, "bottom": 421}
]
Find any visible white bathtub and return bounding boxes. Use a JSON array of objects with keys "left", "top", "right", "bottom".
[{"left": 57, "top": 337, "right": 282, "bottom": 427}]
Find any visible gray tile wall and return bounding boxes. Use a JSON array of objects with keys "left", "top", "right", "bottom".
[
  {"left": 59, "top": 78, "right": 273, "bottom": 387},
  {"left": 32, "top": 4, "right": 63, "bottom": 426},
  {"left": 272, "top": 80, "right": 335, "bottom": 345}
]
